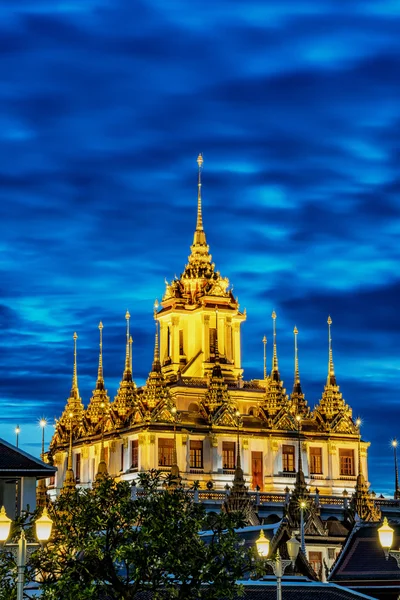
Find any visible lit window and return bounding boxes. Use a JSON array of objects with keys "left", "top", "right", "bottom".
[
  {"left": 158, "top": 438, "right": 174, "bottom": 467},
  {"left": 190, "top": 440, "right": 203, "bottom": 469},
  {"left": 131, "top": 440, "right": 138, "bottom": 469},
  {"left": 339, "top": 449, "right": 354, "bottom": 476},
  {"left": 310, "top": 447, "right": 323, "bottom": 474},
  {"left": 282, "top": 445, "right": 295, "bottom": 472},
  {"left": 222, "top": 442, "right": 235, "bottom": 469}
]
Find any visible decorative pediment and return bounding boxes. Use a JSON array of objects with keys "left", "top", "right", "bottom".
[
  {"left": 212, "top": 404, "right": 238, "bottom": 427},
  {"left": 331, "top": 416, "right": 356, "bottom": 434},
  {"left": 151, "top": 402, "right": 176, "bottom": 423},
  {"left": 273, "top": 411, "right": 297, "bottom": 431}
]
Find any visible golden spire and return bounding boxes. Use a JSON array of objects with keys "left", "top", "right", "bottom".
[
  {"left": 152, "top": 320, "right": 161, "bottom": 372},
  {"left": 71, "top": 332, "right": 79, "bottom": 397},
  {"left": 123, "top": 311, "right": 132, "bottom": 381},
  {"left": 96, "top": 322, "right": 104, "bottom": 390},
  {"left": 294, "top": 326, "right": 299, "bottom": 384},
  {"left": 129, "top": 335, "right": 133, "bottom": 372},
  {"left": 356, "top": 418, "right": 362, "bottom": 478},
  {"left": 196, "top": 153, "right": 204, "bottom": 231},
  {"left": 271, "top": 311, "right": 280, "bottom": 381},
  {"left": 262, "top": 336, "right": 267, "bottom": 380},
  {"left": 327, "top": 316, "right": 336, "bottom": 386},
  {"left": 191, "top": 154, "right": 208, "bottom": 249}
]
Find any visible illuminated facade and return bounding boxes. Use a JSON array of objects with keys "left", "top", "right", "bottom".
[{"left": 48, "top": 155, "right": 369, "bottom": 501}]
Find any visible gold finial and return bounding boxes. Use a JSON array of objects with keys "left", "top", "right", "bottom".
[
  {"left": 129, "top": 335, "right": 133, "bottom": 371},
  {"left": 262, "top": 336, "right": 267, "bottom": 380},
  {"left": 196, "top": 153, "right": 204, "bottom": 231},
  {"left": 72, "top": 332, "right": 79, "bottom": 394},
  {"left": 153, "top": 321, "right": 160, "bottom": 364},
  {"left": 97, "top": 321, "right": 104, "bottom": 385},
  {"left": 294, "top": 325, "right": 299, "bottom": 381},
  {"left": 271, "top": 311, "right": 278, "bottom": 373},
  {"left": 124, "top": 311, "right": 131, "bottom": 375},
  {"left": 327, "top": 315, "right": 335, "bottom": 384}
]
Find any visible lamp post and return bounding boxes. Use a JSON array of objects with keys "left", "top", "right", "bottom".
[
  {"left": 235, "top": 409, "right": 240, "bottom": 465},
  {"left": 256, "top": 529, "right": 300, "bottom": 600},
  {"left": 392, "top": 439, "right": 400, "bottom": 500},
  {"left": 39, "top": 419, "right": 47, "bottom": 459},
  {"left": 0, "top": 505, "right": 53, "bottom": 600},
  {"left": 378, "top": 517, "right": 400, "bottom": 568},
  {"left": 15, "top": 426, "right": 20, "bottom": 448}
]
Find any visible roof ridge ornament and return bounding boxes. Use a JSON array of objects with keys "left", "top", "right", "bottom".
[{"left": 271, "top": 311, "right": 280, "bottom": 380}]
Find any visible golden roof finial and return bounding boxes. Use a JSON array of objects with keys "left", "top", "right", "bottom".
[
  {"left": 129, "top": 335, "right": 133, "bottom": 372},
  {"left": 71, "top": 332, "right": 79, "bottom": 395},
  {"left": 124, "top": 311, "right": 131, "bottom": 376},
  {"left": 327, "top": 315, "right": 336, "bottom": 385},
  {"left": 152, "top": 320, "right": 160, "bottom": 371},
  {"left": 294, "top": 326, "right": 300, "bottom": 384},
  {"left": 262, "top": 335, "right": 267, "bottom": 380},
  {"left": 271, "top": 311, "right": 278, "bottom": 373},
  {"left": 196, "top": 153, "right": 204, "bottom": 232},
  {"left": 96, "top": 321, "right": 104, "bottom": 389}
]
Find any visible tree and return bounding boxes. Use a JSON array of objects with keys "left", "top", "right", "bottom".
[{"left": 29, "top": 471, "right": 251, "bottom": 599}]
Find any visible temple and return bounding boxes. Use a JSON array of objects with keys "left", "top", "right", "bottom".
[{"left": 48, "top": 155, "right": 373, "bottom": 508}]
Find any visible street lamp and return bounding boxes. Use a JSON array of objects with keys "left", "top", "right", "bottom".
[
  {"left": 15, "top": 426, "right": 20, "bottom": 448},
  {"left": 256, "top": 529, "right": 300, "bottom": 600},
  {"left": 0, "top": 505, "right": 53, "bottom": 600},
  {"left": 378, "top": 517, "right": 400, "bottom": 568},
  {"left": 39, "top": 419, "right": 47, "bottom": 459}
]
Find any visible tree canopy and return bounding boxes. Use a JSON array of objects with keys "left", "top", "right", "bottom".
[{"left": 24, "top": 472, "right": 251, "bottom": 599}]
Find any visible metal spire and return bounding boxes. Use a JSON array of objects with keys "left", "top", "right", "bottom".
[
  {"left": 271, "top": 311, "right": 279, "bottom": 380},
  {"left": 327, "top": 316, "right": 336, "bottom": 386},
  {"left": 152, "top": 320, "right": 161, "bottom": 372},
  {"left": 294, "top": 326, "right": 300, "bottom": 384},
  {"left": 262, "top": 336, "right": 267, "bottom": 380},
  {"left": 96, "top": 322, "right": 104, "bottom": 390},
  {"left": 196, "top": 153, "right": 204, "bottom": 231},
  {"left": 71, "top": 332, "right": 79, "bottom": 396}
]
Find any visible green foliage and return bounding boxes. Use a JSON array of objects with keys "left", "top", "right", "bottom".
[
  {"left": 28, "top": 471, "right": 251, "bottom": 599},
  {"left": 0, "top": 549, "right": 17, "bottom": 600}
]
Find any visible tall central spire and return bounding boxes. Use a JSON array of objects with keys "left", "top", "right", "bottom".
[
  {"left": 196, "top": 153, "right": 203, "bottom": 231},
  {"left": 96, "top": 322, "right": 104, "bottom": 390},
  {"left": 191, "top": 153, "right": 208, "bottom": 249},
  {"left": 327, "top": 316, "right": 336, "bottom": 386},
  {"left": 123, "top": 311, "right": 132, "bottom": 382},
  {"left": 71, "top": 332, "right": 79, "bottom": 398}
]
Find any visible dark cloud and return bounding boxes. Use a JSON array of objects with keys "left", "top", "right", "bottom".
[{"left": 0, "top": 0, "right": 399, "bottom": 493}]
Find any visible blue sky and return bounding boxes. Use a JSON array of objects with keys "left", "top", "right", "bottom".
[{"left": 1, "top": 0, "right": 400, "bottom": 495}]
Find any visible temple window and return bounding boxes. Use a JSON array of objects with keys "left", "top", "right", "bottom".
[
  {"left": 158, "top": 438, "right": 174, "bottom": 467},
  {"left": 209, "top": 328, "right": 217, "bottom": 359},
  {"left": 282, "top": 445, "right": 295, "bottom": 472},
  {"left": 190, "top": 440, "right": 203, "bottom": 469},
  {"left": 339, "top": 448, "right": 354, "bottom": 476},
  {"left": 222, "top": 441, "right": 235, "bottom": 470},
  {"left": 131, "top": 439, "right": 138, "bottom": 470},
  {"left": 75, "top": 453, "right": 81, "bottom": 483},
  {"left": 310, "top": 447, "right": 323, "bottom": 474}
]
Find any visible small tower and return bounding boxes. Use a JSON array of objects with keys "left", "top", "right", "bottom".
[
  {"left": 290, "top": 326, "right": 308, "bottom": 416},
  {"left": 314, "top": 317, "right": 352, "bottom": 423},
  {"left": 260, "top": 312, "right": 288, "bottom": 420},
  {"left": 86, "top": 322, "right": 110, "bottom": 429},
  {"left": 112, "top": 312, "right": 137, "bottom": 424},
  {"left": 58, "top": 333, "right": 85, "bottom": 430}
]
